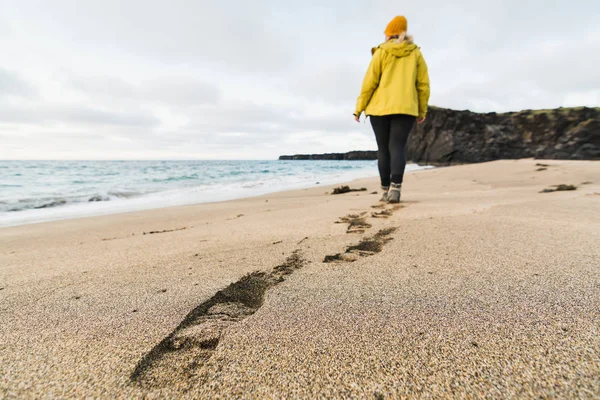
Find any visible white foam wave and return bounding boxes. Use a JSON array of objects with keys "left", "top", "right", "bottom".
[{"left": 0, "top": 163, "right": 433, "bottom": 227}]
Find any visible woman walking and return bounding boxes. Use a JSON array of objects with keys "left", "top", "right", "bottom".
[{"left": 354, "top": 16, "right": 430, "bottom": 203}]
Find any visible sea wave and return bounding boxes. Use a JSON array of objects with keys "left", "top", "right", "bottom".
[
  {"left": 34, "top": 200, "right": 68, "bottom": 209},
  {"left": 0, "top": 160, "right": 433, "bottom": 227},
  {"left": 152, "top": 174, "right": 199, "bottom": 183},
  {"left": 4, "top": 192, "right": 145, "bottom": 213}
]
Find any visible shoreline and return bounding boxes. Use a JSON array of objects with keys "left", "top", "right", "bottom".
[
  {"left": 1, "top": 160, "right": 389, "bottom": 228},
  {"left": 1, "top": 159, "right": 598, "bottom": 398},
  {"left": 0, "top": 164, "right": 432, "bottom": 229},
  {"left": 0, "top": 173, "right": 386, "bottom": 237},
  {"left": 0, "top": 175, "right": 375, "bottom": 229}
]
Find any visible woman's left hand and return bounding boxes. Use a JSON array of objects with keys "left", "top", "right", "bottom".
[{"left": 354, "top": 115, "right": 360, "bottom": 122}]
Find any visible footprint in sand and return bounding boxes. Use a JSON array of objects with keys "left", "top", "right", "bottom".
[
  {"left": 323, "top": 228, "right": 397, "bottom": 263},
  {"left": 336, "top": 213, "right": 372, "bottom": 234},
  {"left": 131, "top": 251, "right": 306, "bottom": 389}
]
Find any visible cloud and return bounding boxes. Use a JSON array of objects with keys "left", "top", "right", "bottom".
[
  {"left": 9, "top": 0, "right": 298, "bottom": 76},
  {"left": 143, "top": 79, "right": 220, "bottom": 107},
  {"left": 0, "top": 68, "right": 37, "bottom": 98},
  {"left": 291, "top": 64, "right": 365, "bottom": 106},
  {"left": 68, "top": 76, "right": 221, "bottom": 107},
  {"left": 0, "top": 103, "right": 160, "bottom": 128},
  {"left": 0, "top": 0, "right": 598, "bottom": 159},
  {"left": 431, "top": 26, "right": 600, "bottom": 112},
  {"left": 174, "top": 101, "right": 358, "bottom": 138}
]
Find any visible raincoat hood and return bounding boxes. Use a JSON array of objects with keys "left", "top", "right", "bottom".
[{"left": 371, "top": 40, "right": 418, "bottom": 57}]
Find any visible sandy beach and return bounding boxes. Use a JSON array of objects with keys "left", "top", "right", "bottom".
[{"left": 1, "top": 159, "right": 599, "bottom": 398}]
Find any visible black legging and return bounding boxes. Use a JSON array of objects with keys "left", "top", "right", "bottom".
[{"left": 370, "top": 114, "right": 416, "bottom": 187}]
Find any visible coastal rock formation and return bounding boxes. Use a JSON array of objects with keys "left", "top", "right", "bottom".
[
  {"left": 279, "top": 150, "right": 377, "bottom": 161},
  {"left": 279, "top": 107, "right": 599, "bottom": 164},
  {"left": 407, "top": 106, "right": 600, "bottom": 164}
]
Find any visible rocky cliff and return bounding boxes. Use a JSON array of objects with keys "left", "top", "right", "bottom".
[
  {"left": 279, "top": 151, "right": 377, "bottom": 161},
  {"left": 407, "top": 106, "right": 599, "bottom": 164},
  {"left": 279, "top": 107, "right": 599, "bottom": 164}
]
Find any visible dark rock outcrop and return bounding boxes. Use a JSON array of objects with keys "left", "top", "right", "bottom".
[
  {"left": 279, "top": 107, "right": 598, "bottom": 164},
  {"left": 279, "top": 150, "right": 377, "bottom": 161},
  {"left": 407, "top": 106, "right": 600, "bottom": 164}
]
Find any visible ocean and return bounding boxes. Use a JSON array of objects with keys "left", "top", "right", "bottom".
[{"left": 0, "top": 160, "right": 432, "bottom": 227}]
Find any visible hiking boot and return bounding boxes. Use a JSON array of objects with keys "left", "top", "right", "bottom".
[
  {"left": 388, "top": 183, "right": 401, "bottom": 203},
  {"left": 379, "top": 186, "right": 389, "bottom": 202}
]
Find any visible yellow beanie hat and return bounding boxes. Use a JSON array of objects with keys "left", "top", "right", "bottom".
[{"left": 384, "top": 16, "right": 408, "bottom": 36}]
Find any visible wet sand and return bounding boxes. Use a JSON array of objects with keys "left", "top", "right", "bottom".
[{"left": 1, "top": 159, "right": 599, "bottom": 398}]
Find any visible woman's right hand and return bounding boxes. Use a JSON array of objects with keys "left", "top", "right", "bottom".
[{"left": 417, "top": 116, "right": 426, "bottom": 124}]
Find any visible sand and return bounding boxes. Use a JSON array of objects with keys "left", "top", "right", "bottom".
[{"left": 1, "top": 159, "right": 598, "bottom": 398}]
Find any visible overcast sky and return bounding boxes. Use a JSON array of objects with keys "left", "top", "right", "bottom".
[{"left": 1, "top": 0, "right": 599, "bottom": 160}]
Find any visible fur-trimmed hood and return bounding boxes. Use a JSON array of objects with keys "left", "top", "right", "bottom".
[{"left": 372, "top": 34, "right": 417, "bottom": 57}]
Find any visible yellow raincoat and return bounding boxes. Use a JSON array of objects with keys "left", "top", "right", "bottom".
[{"left": 355, "top": 40, "right": 430, "bottom": 119}]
